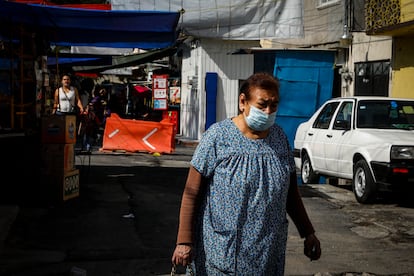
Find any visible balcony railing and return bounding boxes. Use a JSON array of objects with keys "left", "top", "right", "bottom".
[
  {"left": 365, "top": 0, "right": 401, "bottom": 34},
  {"left": 365, "top": 0, "right": 414, "bottom": 36}
]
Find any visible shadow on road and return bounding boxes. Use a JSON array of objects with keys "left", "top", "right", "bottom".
[{"left": 2, "top": 164, "right": 189, "bottom": 275}]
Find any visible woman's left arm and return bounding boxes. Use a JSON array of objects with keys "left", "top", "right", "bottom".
[
  {"left": 286, "top": 172, "right": 321, "bottom": 260},
  {"left": 286, "top": 172, "right": 314, "bottom": 236},
  {"left": 74, "top": 88, "right": 84, "bottom": 113}
]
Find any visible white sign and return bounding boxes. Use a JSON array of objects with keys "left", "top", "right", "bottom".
[
  {"left": 154, "top": 88, "right": 167, "bottom": 98},
  {"left": 153, "top": 78, "right": 167, "bottom": 88}
]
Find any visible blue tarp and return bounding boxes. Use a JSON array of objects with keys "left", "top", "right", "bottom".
[
  {"left": 46, "top": 57, "right": 108, "bottom": 67},
  {"left": 0, "top": 0, "right": 181, "bottom": 49}
]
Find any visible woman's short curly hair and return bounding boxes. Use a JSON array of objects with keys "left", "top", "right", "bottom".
[{"left": 240, "top": 72, "right": 280, "bottom": 100}]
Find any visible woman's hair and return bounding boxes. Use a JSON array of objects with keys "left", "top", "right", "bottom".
[
  {"left": 61, "top": 74, "right": 70, "bottom": 80},
  {"left": 240, "top": 72, "right": 280, "bottom": 100}
]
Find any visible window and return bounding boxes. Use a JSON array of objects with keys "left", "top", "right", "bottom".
[
  {"left": 357, "top": 100, "right": 414, "bottom": 129},
  {"left": 313, "top": 102, "right": 340, "bottom": 129},
  {"left": 354, "top": 61, "right": 390, "bottom": 96},
  {"left": 333, "top": 101, "right": 353, "bottom": 130}
]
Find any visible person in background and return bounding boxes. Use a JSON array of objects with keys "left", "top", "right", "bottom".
[
  {"left": 81, "top": 87, "right": 110, "bottom": 150},
  {"left": 79, "top": 77, "right": 94, "bottom": 110},
  {"left": 79, "top": 89, "right": 90, "bottom": 111},
  {"left": 52, "top": 74, "right": 84, "bottom": 115},
  {"left": 171, "top": 72, "right": 321, "bottom": 275},
  {"left": 90, "top": 87, "right": 110, "bottom": 127},
  {"left": 98, "top": 87, "right": 110, "bottom": 127}
]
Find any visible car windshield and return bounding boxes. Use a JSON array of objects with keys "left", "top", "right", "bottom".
[{"left": 357, "top": 100, "right": 414, "bottom": 130}]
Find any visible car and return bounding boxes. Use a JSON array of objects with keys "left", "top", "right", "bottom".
[{"left": 293, "top": 96, "right": 414, "bottom": 204}]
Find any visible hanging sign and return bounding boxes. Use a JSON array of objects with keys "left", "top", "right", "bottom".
[
  {"left": 154, "top": 88, "right": 167, "bottom": 98},
  {"left": 154, "top": 98, "right": 168, "bottom": 110},
  {"left": 152, "top": 74, "right": 169, "bottom": 110}
]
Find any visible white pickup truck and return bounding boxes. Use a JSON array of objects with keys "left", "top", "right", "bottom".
[{"left": 293, "top": 96, "right": 414, "bottom": 203}]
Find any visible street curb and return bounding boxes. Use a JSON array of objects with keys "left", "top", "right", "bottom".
[{"left": 175, "top": 138, "right": 199, "bottom": 147}]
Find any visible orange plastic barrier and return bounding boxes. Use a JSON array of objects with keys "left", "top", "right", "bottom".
[{"left": 102, "top": 113, "right": 176, "bottom": 153}]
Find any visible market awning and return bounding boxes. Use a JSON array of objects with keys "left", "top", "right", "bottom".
[
  {"left": 9, "top": 1, "right": 111, "bottom": 10},
  {"left": 0, "top": 0, "right": 181, "bottom": 49},
  {"left": 72, "top": 46, "right": 177, "bottom": 73}
]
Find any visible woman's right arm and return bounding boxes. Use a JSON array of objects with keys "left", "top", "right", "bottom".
[
  {"left": 52, "top": 89, "right": 59, "bottom": 114},
  {"left": 176, "top": 166, "right": 203, "bottom": 244},
  {"left": 172, "top": 166, "right": 204, "bottom": 266}
]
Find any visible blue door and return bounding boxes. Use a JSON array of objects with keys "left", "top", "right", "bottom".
[
  {"left": 273, "top": 50, "right": 335, "bottom": 148},
  {"left": 205, "top": 72, "right": 218, "bottom": 130}
]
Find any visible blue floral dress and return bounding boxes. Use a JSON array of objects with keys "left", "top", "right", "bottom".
[{"left": 191, "top": 118, "right": 295, "bottom": 276}]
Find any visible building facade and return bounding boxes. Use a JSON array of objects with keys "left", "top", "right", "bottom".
[
  {"left": 365, "top": 0, "right": 414, "bottom": 98},
  {"left": 179, "top": 0, "right": 414, "bottom": 142}
]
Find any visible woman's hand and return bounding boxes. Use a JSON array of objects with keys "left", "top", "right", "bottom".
[
  {"left": 304, "top": 233, "right": 321, "bottom": 261},
  {"left": 172, "top": 244, "right": 193, "bottom": 267}
]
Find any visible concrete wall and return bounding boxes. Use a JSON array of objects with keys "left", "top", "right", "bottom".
[
  {"left": 392, "top": 37, "right": 414, "bottom": 98},
  {"left": 401, "top": 0, "right": 414, "bottom": 22},
  {"left": 347, "top": 32, "right": 393, "bottom": 96}
]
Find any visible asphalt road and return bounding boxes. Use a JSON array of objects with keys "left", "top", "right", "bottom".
[{"left": 1, "top": 145, "right": 413, "bottom": 276}]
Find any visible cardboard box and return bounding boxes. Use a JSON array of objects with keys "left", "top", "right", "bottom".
[
  {"left": 41, "top": 115, "right": 77, "bottom": 144},
  {"left": 41, "top": 169, "right": 80, "bottom": 202},
  {"left": 62, "top": 169, "right": 80, "bottom": 201},
  {"left": 40, "top": 143, "right": 75, "bottom": 173}
]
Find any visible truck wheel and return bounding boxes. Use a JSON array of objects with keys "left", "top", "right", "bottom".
[
  {"left": 301, "top": 153, "right": 320, "bottom": 184},
  {"left": 352, "top": 159, "right": 377, "bottom": 204}
]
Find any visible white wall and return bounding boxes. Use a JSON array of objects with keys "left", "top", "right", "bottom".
[{"left": 180, "top": 45, "right": 201, "bottom": 140}]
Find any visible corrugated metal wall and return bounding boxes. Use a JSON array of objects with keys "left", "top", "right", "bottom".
[{"left": 180, "top": 39, "right": 257, "bottom": 140}]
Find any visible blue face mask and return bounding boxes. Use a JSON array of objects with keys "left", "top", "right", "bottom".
[{"left": 244, "top": 105, "right": 277, "bottom": 131}]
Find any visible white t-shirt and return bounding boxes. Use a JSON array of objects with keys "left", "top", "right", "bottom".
[{"left": 57, "top": 87, "right": 76, "bottom": 113}]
